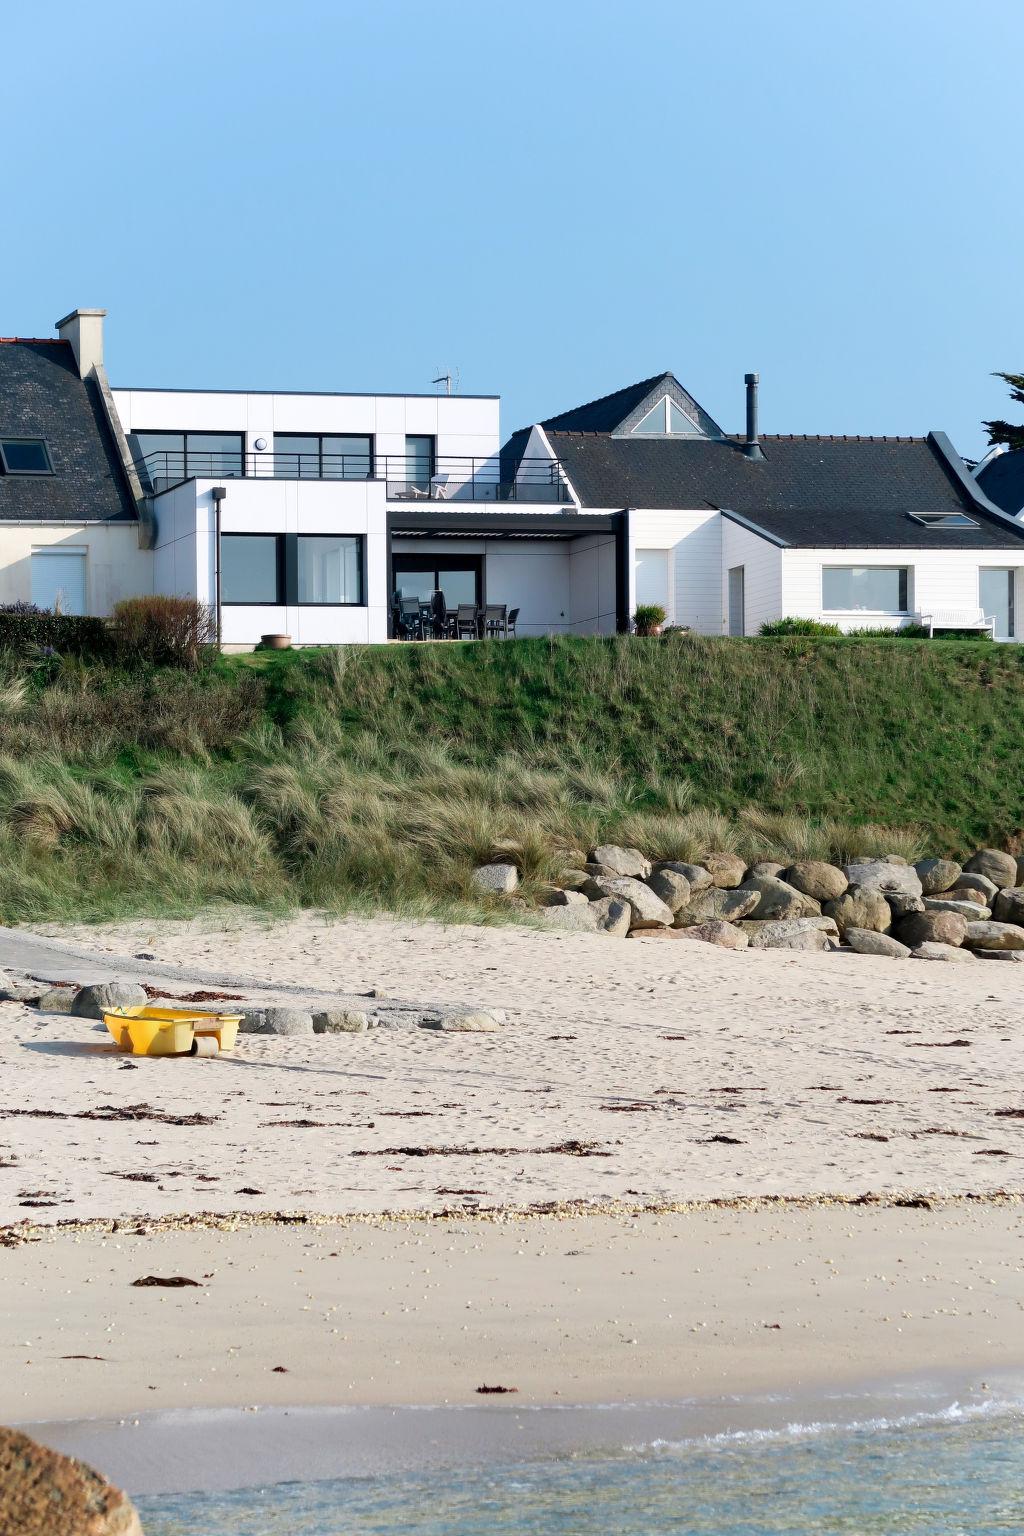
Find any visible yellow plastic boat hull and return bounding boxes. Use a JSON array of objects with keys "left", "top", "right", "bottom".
[{"left": 102, "top": 1006, "right": 242, "bottom": 1057}]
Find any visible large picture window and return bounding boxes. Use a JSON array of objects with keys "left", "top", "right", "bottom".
[
  {"left": 130, "top": 431, "right": 244, "bottom": 489},
  {"left": 822, "top": 566, "right": 909, "bottom": 612},
  {"left": 297, "top": 535, "right": 363, "bottom": 604},
  {"left": 222, "top": 534, "right": 282, "bottom": 604},
  {"left": 273, "top": 434, "right": 374, "bottom": 480}
]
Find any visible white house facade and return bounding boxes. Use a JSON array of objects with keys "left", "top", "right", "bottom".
[{"left": 2, "top": 309, "right": 1024, "bottom": 643}]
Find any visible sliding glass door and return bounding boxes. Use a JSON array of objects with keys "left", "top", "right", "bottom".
[
  {"left": 393, "top": 555, "right": 480, "bottom": 607},
  {"left": 980, "top": 568, "right": 1015, "bottom": 639}
]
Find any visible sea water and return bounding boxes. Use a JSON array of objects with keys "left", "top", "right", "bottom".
[{"left": 136, "top": 1400, "right": 1024, "bottom": 1535}]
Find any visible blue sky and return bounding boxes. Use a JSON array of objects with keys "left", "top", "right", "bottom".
[{"left": 3, "top": 0, "right": 1020, "bottom": 456}]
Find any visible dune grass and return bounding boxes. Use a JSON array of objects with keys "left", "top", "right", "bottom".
[{"left": 0, "top": 633, "right": 1020, "bottom": 925}]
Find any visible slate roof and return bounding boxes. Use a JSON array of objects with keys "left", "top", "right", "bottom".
[
  {"left": 976, "top": 450, "right": 1024, "bottom": 517},
  {"left": 544, "top": 430, "right": 1024, "bottom": 549},
  {"left": 0, "top": 340, "right": 136, "bottom": 522}
]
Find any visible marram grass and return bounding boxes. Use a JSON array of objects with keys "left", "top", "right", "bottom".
[{"left": 0, "top": 632, "right": 1020, "bottom": 924}]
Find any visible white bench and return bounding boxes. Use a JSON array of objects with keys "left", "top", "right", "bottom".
[{"left": 918, "top": 607, "right": 996, "bottom": 637}]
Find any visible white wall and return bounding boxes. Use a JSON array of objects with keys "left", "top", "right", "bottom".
[
  {"left": 113, "top": 389, "right": 501, "bottom": 474},
  {"left": 152, "top": 476, "right": 388, "bottom": 645},
  {"left": 569, "top": 532, "right": 618, "bottom": 634},
  {"left": 721, "top": 520, "right": 784, "bottom": 635},
  {"left": 782, "top": 547, "right": 1024, "bottom": 636},
  {"left": 0, "top": 523, "right": 152, "bottom": 615},
  {"left": 627, "top": 509, "right": 722, "bottom": 632}
]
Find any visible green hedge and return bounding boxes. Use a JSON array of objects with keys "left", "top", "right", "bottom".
[{"left": 0, "top": 609, "right": 112, "bottom": 657}]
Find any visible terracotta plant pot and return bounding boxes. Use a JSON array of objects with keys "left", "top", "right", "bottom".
[{"left": 260, "top": 633, "right": 292, "bottom": 650}]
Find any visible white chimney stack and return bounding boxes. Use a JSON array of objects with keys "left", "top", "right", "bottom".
[{"left": 55, "top": 307, "right": 106, "bottom": 378}]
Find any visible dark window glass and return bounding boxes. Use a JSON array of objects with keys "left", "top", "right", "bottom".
[
  {"left": 222, "top": 534, "right": 282, "bottom": 604},
  {"left": 297, "top": 536, "right": 363, "bottom": 603},
  {"left": 273, "top": 435, "right": 321, "bottom": 478},
  {"left": 186, "top": 433, "right": 244, "bottom": 478},
  {"left": 822, "top": 566, "right": 909, "bottom": 612},
  {"left": 0, "top": 438, "right": 53, "bottom": 474},
  {"left": 322, "top": 435, "right": 373, "bottom": 480}
]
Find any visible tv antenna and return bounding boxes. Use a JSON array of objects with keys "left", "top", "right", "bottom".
[{"left": 432, "top": 367, "right": 460, "bottom": 396}]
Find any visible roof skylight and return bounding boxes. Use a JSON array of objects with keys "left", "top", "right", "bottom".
[
  {"left": 907, "top": 511, "right": 979, "bottom": 528},
  {"left": 0, "top": 438, "right": 53, "bottom": 475}
]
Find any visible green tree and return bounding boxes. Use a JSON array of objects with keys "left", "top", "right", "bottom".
[{"left": 983, "top": 372, "right": 1024, "bottom": 451}]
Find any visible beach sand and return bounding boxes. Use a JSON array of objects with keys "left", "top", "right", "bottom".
[{"left": 1, "top": 912, "right": 1022, "bottom": 1455}]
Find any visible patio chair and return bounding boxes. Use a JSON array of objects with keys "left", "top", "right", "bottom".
[
  {"left": 428, "top": 590, "right": 451, "bottom": 639},
  {"left": 506, "top": 607, "right": 519, "bottom": 638},
  {"left": 455, "top": 603, "right": 478, "bottom": 640},
  {"left": 483, "top": 603, "right": 508, "bottom": 638},
  {"left": 398, "top": 596, "right": 424, "bottom": 640}
]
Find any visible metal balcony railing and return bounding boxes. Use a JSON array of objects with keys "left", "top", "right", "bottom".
[{"left": 132, "top": 452, "right": 570, "bottom": 503}]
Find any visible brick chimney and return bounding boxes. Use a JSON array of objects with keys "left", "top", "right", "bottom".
[{"left": 55, "top": 308, "right": 106, "bottom": 378}]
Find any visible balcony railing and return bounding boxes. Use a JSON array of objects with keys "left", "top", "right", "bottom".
[{"left": 133, "top": 452, "right": 570, "bottom": 504}]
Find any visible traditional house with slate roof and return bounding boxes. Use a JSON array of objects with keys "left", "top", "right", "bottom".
[{"left": 3, "top": 309, "right": 1023, "bottom": 641}]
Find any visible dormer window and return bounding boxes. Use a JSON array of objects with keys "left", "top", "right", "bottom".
[
  {"left": 0, "top": 438, "right": 53, "bottom": 475},
  {"left": 630, "top": 397, "right": 702, "bottom": 436}
]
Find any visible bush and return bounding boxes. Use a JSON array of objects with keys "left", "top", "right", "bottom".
[
  {"left": 0, "top": 605, "right": 112, "bottom": 658},
  {"left": 111, "top": 595, "right": 216, "bottom": 670},
  {"left": 759, "top": 617, "right": 842, "bottom": 636},
  {"left": 633, "top": 604, "right": 667, "bottom": 637}
]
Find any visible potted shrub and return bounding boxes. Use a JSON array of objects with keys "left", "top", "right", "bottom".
[{"left": 633, "top": 603, "right": 667, "bottom": 637}]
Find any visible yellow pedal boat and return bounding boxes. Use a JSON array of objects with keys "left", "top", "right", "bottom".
[{"left": 103, "top": 1005, "right": 242, "bottom": 1058}]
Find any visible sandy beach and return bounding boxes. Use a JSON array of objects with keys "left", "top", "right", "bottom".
[{"left": 2, "top": 911, "right": 1023, "bottom": 1471}]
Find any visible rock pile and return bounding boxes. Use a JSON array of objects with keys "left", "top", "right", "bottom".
[{"left": 491, "top": 845, "right": 1024, "bottom": 959}]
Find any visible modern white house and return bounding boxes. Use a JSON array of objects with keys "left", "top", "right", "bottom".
[{"left": 3, "top": 307, "right": 1024, "bottom": 643}]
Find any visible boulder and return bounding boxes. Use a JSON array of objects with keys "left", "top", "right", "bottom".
[
  {"left": 739, "top": 917, "right": 837, "bottom": 951},
  {"left": 993, "top": 887, "right": 1024, "bottom": 925},
  {"left": 536, "top": 886, "right": 589, "bottom": 907},
  {"left": 737, "top": 874, "right": 821, "bottom": 920},
  {"left": 238, "top": 1007, "right": 315, "bottom": 1036},
  {"left": 593, "top": 897, "right": 633, "bottom": 936},
  {"left": 845, "top": 928, "right": 911, "bottom": 958},
  {"left": 896, "top": 910, "right": 968, "bottom": 948},
  {"left": 944, "top": 887, "right": 990, "bottom": 908},
  {"left": 886, "top": 892, "right": 925, "bottom": 918},
  {"left": 747, "top": 860, "right": 785, "bottom": 879},
  {"left": 312, "top": 1009, "right": 369, "bottom": 1033},
  {"left": 914, "top": 857, "right": 962, "bottom": 895},
  {"left": 963, "top": 849, "right": 1017, "bottom": 889},
  {"left": 953, "top": 871, "right": 999, "bottom": 903},
  {"left": 646, "top": 867, "right": 692, "bottom": 914},
  {"left": 922, "top": 898, "right": 991, "bottom": 921},
  {"left": 587, "top": 876, "right": 673, "bottom": 929},
  {"left": 419, "top": 1011, "right": 501, "bottom": 1032},
  {"left": 35, "top": 986, "right": 78, "bottom": 1014},
  {"left": 558, "top": 868, "right": 591, "bottom": 891},
  {"left": 674, "top": 886, "right": 761, "bottom": 926},
  {"left": 676, "top": 919, "right": 750, "bottom": 950},
  {"left": 704, "top": 851, "right": 747, "bottom": 888},
  {"left": 589, "top": 844, "right": 651, "bottom": 879},
  {"left": 1016, "top": 854, "right": 1024, "bottom": 887},
  {"left": 656, "top": 861, "right": 714, "bottom": 892},
  {"left": 964, "top": 920, "right": 1024, "bottom": 951},
  {"left": 70, "top": 981, "right": 148, "bottom": 1021},
  {"left": 823, "top": 884, "right": 891, "bottom": 935},
  {"left": 976, "top": 949, "right": 1024, "bottom": 962},
  {"left": 0, "top": 1423, "right": 143, "bottom": 1535},
  {"left": 911, "top": 941, "right": 976, "bottom": 963},
  {"left": 471, "top": 863, "right": 519, "bottom": 895},
  {"left": 843, "top": 860, "right": 923, "bottom": 898},
  {"left": 784, "top": 860, "right": 848, "bottom": 902}
]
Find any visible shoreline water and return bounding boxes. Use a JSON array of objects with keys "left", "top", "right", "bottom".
[{"left": 21, "top": 1371, "right": 1024, "bottom": 1495}]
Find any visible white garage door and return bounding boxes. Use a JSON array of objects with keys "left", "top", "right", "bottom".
[
  {"left": 635, "top": 548, "right": 670, "bottom": 614},
  {"left": 31, "top": 548, "right": 87, "bottom": 615}
]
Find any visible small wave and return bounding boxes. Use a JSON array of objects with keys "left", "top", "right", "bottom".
[{"left": 628, "top": 1393, "right": 1024, "bottom": 1455}]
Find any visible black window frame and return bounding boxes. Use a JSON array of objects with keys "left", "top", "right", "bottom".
[
  {"left": 220, "top": 532, "right": 285, "bottom": 606},
  {"left": 404, "top": 433, "right": 436, "bottom": 486},
  {"left": 220, "top": 532, "right": 366, "bottom": 607},
  {"left": 129, "top": 429, "right": 245, "bottom": 487},
  {"left": 271, "top": 433, "right": 375, "bottom": 480},
  {"left": 0, "top": 437, "right": 54, "bottom": 476}
]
